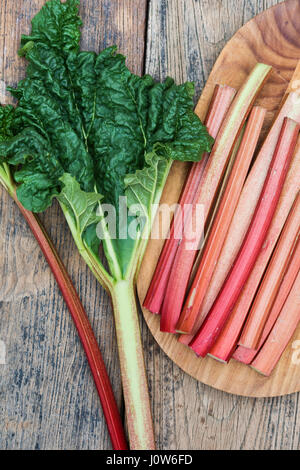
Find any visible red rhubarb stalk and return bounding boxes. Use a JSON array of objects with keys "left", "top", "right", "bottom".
[
  {"left": 214, "top": 139, "right": 300, "bottom": 359},
  {"left": 178, "top": 132, "right": 244, "bottom": 346},
  {"left": 12, "top": 191, "right": 127, "bottom": 450},
  {"left": 143, "top": 84, "right": 235, "bottom": 314},
  {"left": 239, "top": 192, "right": 300, "bottom": 349},
  {"left": 177, "top": 106, "right": 266, "bottom": 334},
  {"left": 192, "top": 125, "right": 246, "bottom": 280},
  {"left": 160, "top": 63, "right": 272, "bottom": 333},
  {"left": 179, "top": 91, "right": 300, "bottom": 346},
  {"left": 251, "top": 270, "right": 300, "bottom": 376},
  {"left": 210, "top": 192, "right": 300, "bottom": 363},
  {"left": 190, "top": 117, "right": 300, "bottom": 357},
  {"left": 233, "top": 234, "right": 300, "bottom": 365}
]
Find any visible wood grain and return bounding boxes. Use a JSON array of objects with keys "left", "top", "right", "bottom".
[
  {"left": 140, "top": 0, "right": 300, "bottom": 449},
  {"left": 0, "top": 0, "right": 147, "bottom": 450},
  {"left": 1, "top": 0, "right": 299, "bottom": 451}
]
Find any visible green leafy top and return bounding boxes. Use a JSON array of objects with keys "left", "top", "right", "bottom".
[
  {"left": 19, "top": 0, "right": 82, "bottom": 55},
  {"left": 0, "top": 106, "right": 15, "bottom": 195},
  {"left": 0, "top": 0, "right": 213, "bottom": 281},
  {"left": 0, "top": 106, "right": 14, "bottom": 141}
]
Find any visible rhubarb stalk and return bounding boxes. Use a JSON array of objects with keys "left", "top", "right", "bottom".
[
  {"left": 177, "top": 106, "right": 266, "bottom": 334},
  {"left": 143, "top": 84, "right": 235, "bottom": 314},
  {"left": 190, "top": 118, "right": 300, "bottom": 357},
  {"left": 251, "top": 270, "right": 300, "bottom": 376},
  {"left": 239, "top": 192, "right": 300, "bottom": 349},
  {"left": 210, "top": 192, "right": 300, "bottom": 363},
  {"left": 180, "top": 92, "right": 300, "bottom": 346},
  {"left": 160, "top": 63, "right": 272, "bottom": 333},
  {"left": 178, "top": 131, "right": 244, "bottom": 346},
  {"left": 111, "top": 281, "right": 153, "bottom": 448},
  {"left": 233, "top": 234, "right": 300, "bottom": 365},
  {"left": 0, "top": 170, "right": 127, "bottom": 450},
  {"left": 210, "top": 138, "right": 300, "bottom": 360},
  {"left": 60, "top": 197, "right": 157, "bottom": 450}
]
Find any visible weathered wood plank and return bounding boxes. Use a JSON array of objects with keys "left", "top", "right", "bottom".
[
  {"left": 1, "top": 0, "right": 299, "bottom": 451},
  {"left": 0, "top": 0, "right": 147, "bottom": 450},
  {"left": 144, "top": 0, "right": 300, "bottom": 450},
  {"left": 80, "top": 0, "right": 147, "bottom": 74}
]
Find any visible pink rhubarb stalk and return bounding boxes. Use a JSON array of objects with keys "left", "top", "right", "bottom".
[
  {"left": 190, "top": 118, "right": 300, "bottom": 357},
  {"left": 251, "top": 270, "right": 300, "bottom": 376},
  {"left": 179, "top": 91, "right": 300, "bottom": 346},
  {"left": 239, "top": 192, "right": 300, "bottom": 349},
  {"left": 160, "top": 63, "right": 272, "bottom": 333},
  {"left": 177, "top": 106, "right": 266, "bottom": 334},
  {"left": 210, "top": 192, "right": 300, "bottom": 363},
  {"left": 233, "top": 228, "right": 300, "bottom": 365},
  {"left": 143, "top": 84, "right": 235, "bottom": 314}
]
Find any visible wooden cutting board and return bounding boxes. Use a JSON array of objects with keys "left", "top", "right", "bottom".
[{"left": 137, "top": 0, "right": 300, "bottom": 398}]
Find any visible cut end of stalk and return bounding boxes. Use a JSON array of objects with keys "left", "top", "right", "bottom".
[
  {"left": 207, "top": 353, "right": 228, "bottom": 364},
  {"left": 143, "top": 296, "right": 161, "bottom": 314},
  {"left": 232, "top": 346, "right": 257, "bottom": 365},
  {"left": 250, "top": 365, "right": 269, "bottom": 377}
]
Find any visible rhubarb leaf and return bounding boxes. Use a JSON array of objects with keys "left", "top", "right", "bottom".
[
  {"left": 0, "top": 106, "right": 14, "bottom": 141},
  {"left": 19, "top": 0, "right": 82, "bottom": 55},
  {"left": 125, "top": 148, "right": 172, "bottom": 224},
  {"left": 57, "top": 173, "right": 103, "bottom": 236},
  {"left": 0, "top": 0, "right": 215, "bottom": 448},
  {"left": 0, "top": 0, "right": 213, "bottom": 278},
  {"left": 0, "top": 106, "right": 16, "bottom": 194}
]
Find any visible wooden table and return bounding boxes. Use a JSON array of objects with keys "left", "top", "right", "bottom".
[{"left": 0, "top": 0, "right": 299, "bottom": 450}]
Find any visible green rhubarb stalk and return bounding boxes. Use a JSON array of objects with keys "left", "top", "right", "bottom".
[
  {"left": 58, "top": 154, "right": 173, "bottom": 448},
  {"left": 58, "top": 165, "right": 173, "bottom": 449},
  {"left": 111, "top": 280, "right": 152, "bottom": 448},
  {"left": 0, "top": 0, "right": 213, "bottom": 449}
]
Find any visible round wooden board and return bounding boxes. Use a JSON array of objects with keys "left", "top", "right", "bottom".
[{"left": 137, "top": 0, "right": 300, "bottom": 398}]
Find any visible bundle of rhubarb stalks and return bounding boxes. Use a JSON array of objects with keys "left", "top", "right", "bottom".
[{"left": 144, "top": 62, "right": 300, "bottom": 377}]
